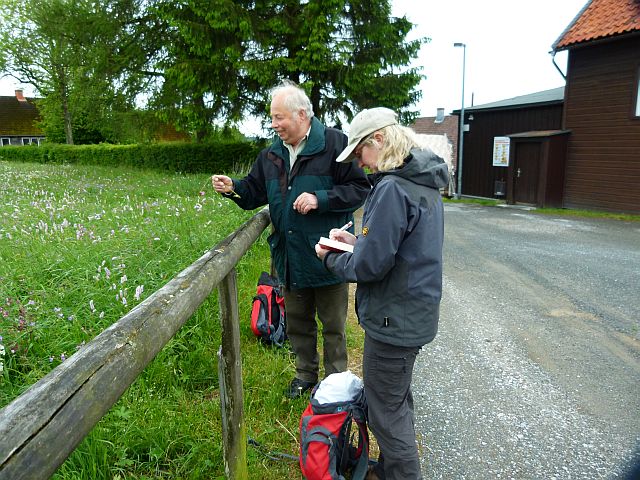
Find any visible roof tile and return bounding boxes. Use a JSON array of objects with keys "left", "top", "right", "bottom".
[
  {"left": 0, "top": 95, "right": 44, "bottom": 136},
  {"left": 553, "top": 0, "right": 640, "bottom": 50}
]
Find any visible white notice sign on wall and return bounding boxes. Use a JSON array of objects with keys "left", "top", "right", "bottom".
[{"left": 493, "top": 137, "right": 510, "bottom": 167}]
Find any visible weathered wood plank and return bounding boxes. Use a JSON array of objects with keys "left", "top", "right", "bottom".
[{"left": 0, "top": 207, "right": 270, "bottom": 480}]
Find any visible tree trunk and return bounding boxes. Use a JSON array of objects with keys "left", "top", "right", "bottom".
[
  {"left": 310, "top": 82, "right": 322, "bottom": 121},
  {"left": 194, "top": 94, "right": 208, "bottom": 143},
  {"left": 60, "top": 84, "right": 74, "bottom": 145}
]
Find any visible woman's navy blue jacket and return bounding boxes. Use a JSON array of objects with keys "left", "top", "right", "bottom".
[{"left": 324, "top": 148, "right": 448, "bottom": 347}]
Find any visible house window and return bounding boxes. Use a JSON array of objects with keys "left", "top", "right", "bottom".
[
  {"left": 21, "top": 137, "right": 40, "bottom": 146},
  {"left": 1, "top": 138, "right": 10, "bottom": 146}
]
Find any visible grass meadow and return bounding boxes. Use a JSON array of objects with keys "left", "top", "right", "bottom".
[{"left": 0, "top": 160, "right": 364, "bottom": 479}]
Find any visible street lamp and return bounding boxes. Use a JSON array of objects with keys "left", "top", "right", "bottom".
[{"left": 454, "top": 42, "right": 466, "bottom": 199}]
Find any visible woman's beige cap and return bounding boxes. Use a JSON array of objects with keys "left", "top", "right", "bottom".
[{"left": 336, "top": 107, "right": 398, "bottom": 163}]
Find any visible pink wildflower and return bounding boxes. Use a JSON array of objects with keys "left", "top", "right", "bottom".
[{"left": 134, "top": 285, "right": 144, "bottom": 301}]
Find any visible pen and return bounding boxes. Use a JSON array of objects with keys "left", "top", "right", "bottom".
[{"left": 339, "top": 221, "right": 353, "bottom": 231}]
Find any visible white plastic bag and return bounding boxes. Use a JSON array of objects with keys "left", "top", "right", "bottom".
[{"left": 313, "top": 370, "right": 363, "bottom": 405}]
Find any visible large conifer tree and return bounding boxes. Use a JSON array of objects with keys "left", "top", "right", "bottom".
[{"left": 154, "top": 0, "right": 427, "bottom": 133}]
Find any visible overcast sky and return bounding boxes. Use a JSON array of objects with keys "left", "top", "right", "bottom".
[
  {"left": 0, "top": 0, "right": 588, "bottom": 134},
  {"left": 392, "top": 0, "right": 588, "bottom": 116}
]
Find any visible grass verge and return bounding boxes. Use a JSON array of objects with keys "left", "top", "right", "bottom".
[{"left": 444, "top": 196, "right": 640, "bottom": 222}]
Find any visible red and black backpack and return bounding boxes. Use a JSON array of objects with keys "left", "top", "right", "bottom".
[
  {"left": 250, "top": 272, "right": 286, "bottom": 347},
  {"left": 299, "top": 386, "right": 369, "bottom": 480}
]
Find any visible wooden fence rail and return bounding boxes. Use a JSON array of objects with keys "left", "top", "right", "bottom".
[{"left": 0, "top": 207, "right": 271, "bottom": 480}]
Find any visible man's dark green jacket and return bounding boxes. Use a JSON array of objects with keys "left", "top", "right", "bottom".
[{"left": 225, "top": 118, "right": 369, "bottom": 289}]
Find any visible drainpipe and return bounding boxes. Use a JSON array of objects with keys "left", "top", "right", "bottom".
[{"left": 551, "top": 50, "right": 566, "bottom": 81}]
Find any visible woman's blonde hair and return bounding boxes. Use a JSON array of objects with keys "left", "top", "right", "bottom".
[{"left": 361, "top": 124, "right": 421, "bottom": 172}]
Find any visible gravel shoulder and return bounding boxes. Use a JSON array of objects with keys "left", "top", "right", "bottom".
[{"left": 413, "top": 204, "right": 640, "bottom": 479}]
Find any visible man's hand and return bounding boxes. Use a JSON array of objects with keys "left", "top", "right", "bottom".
[
  {"left": 212, "top": 175, "right": 233, "bottom": 194},
  {"left": 293, "top": 192, "right": 318, "bottom": 215}
]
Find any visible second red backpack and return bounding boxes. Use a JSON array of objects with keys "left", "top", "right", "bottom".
[{"left": 250, "top": 272, "right": 286, "bottom": 347}]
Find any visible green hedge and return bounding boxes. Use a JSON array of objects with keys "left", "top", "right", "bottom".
[{"left": 0, "top": 141, "right": 265, "bottom": 174}]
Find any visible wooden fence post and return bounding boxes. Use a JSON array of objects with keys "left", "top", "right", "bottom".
[{"left": 217, "top": 268, "right": 248, "bottom": 480}]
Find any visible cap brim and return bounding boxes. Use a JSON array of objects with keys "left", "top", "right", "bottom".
[
  {"left": 336, "top": 142, "right": 358, "bottom": 163},
  {"left": 336, "top": 112, "right": 398, "bottom": 163}
]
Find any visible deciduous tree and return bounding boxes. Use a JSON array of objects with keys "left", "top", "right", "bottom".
[{"left": 0, "top": 0, "right": 158, "bottom": 144}]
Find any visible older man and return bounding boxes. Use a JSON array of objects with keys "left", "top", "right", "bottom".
[{"left": 212, "top": 80, "right": 369, "bottom": 398}]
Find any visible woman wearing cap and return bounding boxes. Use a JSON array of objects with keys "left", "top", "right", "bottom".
[{"left": 315, "top": 107, "right": 448, "bottom": 480}]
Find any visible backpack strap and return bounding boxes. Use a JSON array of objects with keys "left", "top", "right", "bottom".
[
  {"left": 270, "top": 321, "right": 285, "bottom": 347},
  {"left": 350, "top": 428, "right": 369, "bottom": 480},
  {"left": 349, "top": 405, "right": 369, "bottom": 480}
]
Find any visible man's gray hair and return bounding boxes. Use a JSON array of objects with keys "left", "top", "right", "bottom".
[{"left": 271, "top": 80, "right": 314, "bottom": 119}]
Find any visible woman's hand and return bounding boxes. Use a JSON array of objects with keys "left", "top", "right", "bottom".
[
  {"left": 316, "top": 229, "right": 357, "bottom": 260},
  {"left": 328, "top": 229, "right": 356, "bottom": 245},
  {"left": 315, "top": 243, "right": 329, "bottom": 260}
]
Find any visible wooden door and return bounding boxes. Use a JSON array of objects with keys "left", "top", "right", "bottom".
[{"left": 514, "top": 142, "right": 540, "bottom": 204}]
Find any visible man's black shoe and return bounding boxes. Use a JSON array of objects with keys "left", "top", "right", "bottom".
[{"left": 285, "top": 378, "right": 315, "bottom": 399}]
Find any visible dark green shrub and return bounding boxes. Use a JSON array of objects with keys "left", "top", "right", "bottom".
[{"left": 0, "top": 140, "right": 266, "bottom": 174}]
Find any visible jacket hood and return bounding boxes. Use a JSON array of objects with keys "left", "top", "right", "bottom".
[{"left": 386, "top": 148, "right": 449, "bottom": 189}]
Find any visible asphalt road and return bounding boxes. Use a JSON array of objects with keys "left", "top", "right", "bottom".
[{"left": 414, "top": 203, "right": 640, "bottom": 479}]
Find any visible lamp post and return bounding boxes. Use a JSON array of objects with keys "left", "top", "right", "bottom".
[{"left": 454, "top": 42, "right": 466, "bottom": 199}]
